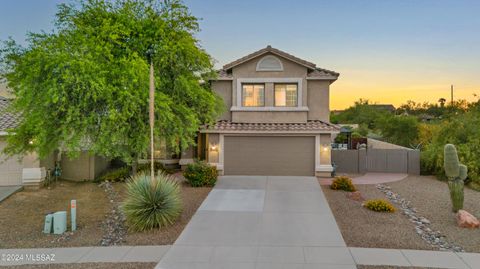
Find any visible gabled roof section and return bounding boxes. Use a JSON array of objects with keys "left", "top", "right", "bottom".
[
  {"left": 0, "top": 97, "right": 19, "bottom": 133},
  {"left": 216, "top": 46, "right": 339, "bottom": 80},
  {"left": 223, "top": 45, "right": 317, "bottom": 71}
]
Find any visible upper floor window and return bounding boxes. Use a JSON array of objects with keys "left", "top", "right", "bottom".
[
  {"left": 274, "top": 84, "right": 298, "bottom": 107},
  {"left": 242, "top": 84, "right": 265, "bottom": 107},
  {"left": 256, "top": 55, "right": 283, "bottom": 71}
]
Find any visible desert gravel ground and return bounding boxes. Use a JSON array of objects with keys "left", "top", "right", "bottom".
[
  {"left": 0, "top": 174, "right": 211, "bottom": 248},
  {"left": 0, "top": 181, "right": 109, "bottom": 248},
  {"left": 10, "top": 262, "right": 156, "bottom": 269},
  {"left": 388, "top": 175, "right": 480, "bottom": 253},
  {"left": 115, "top": 180, "right": 211, "bottom": 245},
  {"left": 322, "top": 180, "right": 434, "bottom": 250}
]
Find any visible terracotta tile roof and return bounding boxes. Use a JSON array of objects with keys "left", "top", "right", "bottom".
[
  {"left": 202, "top": 120, "right": 340, "bottom": 133},
  {"left": 223, "top": 45, "right": 317, "bottom": 70},
  {"left": 307, "top": 68, "right": 340, "bottom": 78},
  {"left": 217, "top": 69, "right": 233, "bottom": 79},
  {"left": 0, "top": 97, "right": 19, "bottom": 133}
]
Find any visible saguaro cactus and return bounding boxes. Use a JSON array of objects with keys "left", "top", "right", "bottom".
[{"left": 444, "top": 144, "right": 468, "bottom": 212}]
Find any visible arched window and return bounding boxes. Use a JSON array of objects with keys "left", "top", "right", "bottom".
[{"left": 256, "top": 55, "right": 283, "bottom": 71}]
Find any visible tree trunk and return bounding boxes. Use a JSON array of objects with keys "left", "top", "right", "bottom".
[{"left": 131, "top": 155, "right": 138, "bottom": 176}]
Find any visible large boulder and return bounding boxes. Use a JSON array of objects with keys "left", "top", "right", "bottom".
[{"left": 456, "top": 210, "right": 480, "bottom": 228}]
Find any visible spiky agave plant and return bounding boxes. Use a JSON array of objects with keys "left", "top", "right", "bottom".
[{"left": 122, "top": 172, "right": 182, "bottom": 231}]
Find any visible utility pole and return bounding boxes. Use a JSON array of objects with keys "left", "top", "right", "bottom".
[
  {"left": 149, "top": 61, "right": 155, "bottom": 180},
  {"left": 451, "top": 85, "right": 454, "bottom": 106}
]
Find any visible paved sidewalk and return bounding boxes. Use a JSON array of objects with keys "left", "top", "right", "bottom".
[
  {"left": 1, "top": 246, "right": 479, "bottom": 268},
  {"left": 0, "top": 185, "right": 22, "bottom": 203},
  {"left": 319, "top": 172, "right": 408, "bottom": 185},
  {"left": 0, "top": 245, "right": 170, "bottom": 266}
]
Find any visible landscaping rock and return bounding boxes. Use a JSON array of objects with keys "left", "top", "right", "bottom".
[
  {"left": 99, "top": 181, "right": 127, "bottom": 246},
  {"left": 346, "top": 191, "right": 365, "bottom": 202},
  {"left": 376, "top": 183, "right": 465, "bottom": 252},
  {"left": 456, "top": 210, "right": 480, "bottom": 228}
]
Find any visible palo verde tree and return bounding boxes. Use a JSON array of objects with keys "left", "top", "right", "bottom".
[{"left": 0, "top": 0, "right": 223, "bottom": 168}]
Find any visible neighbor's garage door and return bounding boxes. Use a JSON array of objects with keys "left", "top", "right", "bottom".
[
  {"left": 0, "top": 139, "right": 23, "bottom": 186},
  {"left": 224, "top": 136, "right": 315, "bottom": 176}
]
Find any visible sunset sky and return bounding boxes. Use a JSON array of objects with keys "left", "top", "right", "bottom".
[{"left": 1, "top": 0, "right": 479, "bottom": 109}]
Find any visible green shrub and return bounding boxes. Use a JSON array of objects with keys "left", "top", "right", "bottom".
[
  {"left": 364, "top": 199, "right": 396, "bottom": 212},
  {"left": 330, "top": 176, "right": 356, "bottom": 192},
  {"left": 96, "top": 167, "right": 130, "bottom": 182},
  {"left": 183, "top": 161, "right": 218, "bottom": 187},
  {"left": 136, "top": 162, "right": 172, "bottom": 175},
  {"left": 420, "top": 110, "right": 480, "bottom": 188},
  {"left": 122, "top": 172, "right": 182, "bottom": 231}
]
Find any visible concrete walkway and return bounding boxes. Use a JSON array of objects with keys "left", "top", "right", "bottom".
[
  {"left": 0, "top": 245, "right": 170, "bottom": 266},
  {"left": 319, "top": 172, "right": 408, "bottom": 185},
  {"left": 0, "top": 185, "right": 22, "bottom": 203}
]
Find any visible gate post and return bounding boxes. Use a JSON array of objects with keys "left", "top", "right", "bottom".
[{"left": 358, "top": 148, "right": 367, "bottom": 173}]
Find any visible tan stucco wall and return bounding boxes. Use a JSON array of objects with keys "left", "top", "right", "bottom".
[
  {"left": 207, "top": 133, "right": 219, "bottom": 164},
  {"left": 93, "top": 155, "right": 110, "bottom": 179},
  {"left": 307, "top": 80, "right": 330, "bottom": 122},
  {"left": 0, "top": 138, "right": 23, "bottom": 185},
  {"left": 61, "top": 151, "right": 109, "bottom": 181},
  {"left": 211, "top": 80, "right": 232, "bottom": 121},
  {"left": 232, "top": 111, "right": 308, "bottom": 123},
  {"left": 40, "top": 152, "right": 56, "bottom": 172}
]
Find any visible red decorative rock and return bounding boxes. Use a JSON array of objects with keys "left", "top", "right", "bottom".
[
  {"left": 346, "top": 191, "right": 365, "bottom": 202},
  {"left": 456, "top": 210, "right": 480, "bottom": 228}
]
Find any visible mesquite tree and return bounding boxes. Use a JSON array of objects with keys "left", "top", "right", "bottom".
[{"left": 0, "top": 0, "right": 223, "bottom": 168}]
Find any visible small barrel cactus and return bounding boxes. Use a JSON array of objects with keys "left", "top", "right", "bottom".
[{"left": 443, "top": 144, "right": 468, "bottom": 212}]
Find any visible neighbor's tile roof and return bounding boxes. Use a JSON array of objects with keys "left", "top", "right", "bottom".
[
  {"left": 0, "top": 97, "right": 19, "bottom": 132},
  {"left": 202, "top": 120, "right": 339, "bottom": 133}
]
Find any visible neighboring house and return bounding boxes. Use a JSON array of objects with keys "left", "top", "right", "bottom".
[
  {"left": 368, "top": 104, "right": 396, "bottom": 113},
  {"left": 0, "top": 97, "right": 109, "bottom": 186},
  {"left": 184, "top": 46, "right": 340, "bottom": 176}
]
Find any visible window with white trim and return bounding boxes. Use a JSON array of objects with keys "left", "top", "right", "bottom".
[
  {"left": 242, "top": 84, "right": 265, "bottom": 107},
  {"left": 274, "top": 84, "right": 298, "bottom": 107}
]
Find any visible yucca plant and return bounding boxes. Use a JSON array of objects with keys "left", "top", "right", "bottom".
[{"left": 122, "top": 172, "right": 182, "bottom": 231}]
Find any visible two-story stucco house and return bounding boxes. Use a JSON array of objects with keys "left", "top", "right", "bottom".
[{"left": 184, "top": 46, "right": 340, "bottom": 177}]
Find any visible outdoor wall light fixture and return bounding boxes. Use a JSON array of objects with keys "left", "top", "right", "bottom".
[
  {"left": 210, "top": 144, "right": 218, "bottom": 152},
  {"left": 322, "top": 144, "right": 330, "bottom": 152}
]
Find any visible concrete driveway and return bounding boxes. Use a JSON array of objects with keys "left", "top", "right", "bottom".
[
  {"left": 0, "top": 185, "right": 22, "bottom": 203},
  {"left": 156, "top": 176, "right": 354, "bottom": 269}
]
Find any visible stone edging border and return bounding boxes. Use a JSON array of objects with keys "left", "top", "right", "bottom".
[{"left": 376, "top": 184, "right": 464, "bottom": 252}]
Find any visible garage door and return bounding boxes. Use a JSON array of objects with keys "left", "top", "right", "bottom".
[
  {"left": 224, "top": 136, "right": 315, "bottom": 176},
  {"left": 0, "top": 139, "right": 23, "bottom": 186}
]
